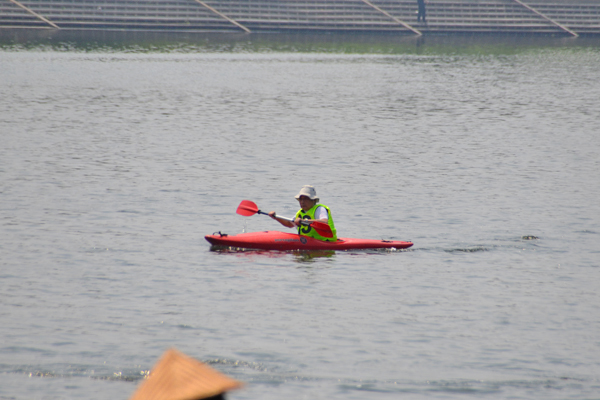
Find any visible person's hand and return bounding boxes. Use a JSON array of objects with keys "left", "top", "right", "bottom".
[{"left": 268, "top": 211, "right": 277, "bottom": 219}]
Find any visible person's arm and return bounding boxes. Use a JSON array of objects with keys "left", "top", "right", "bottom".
[
  {"left": 268, "top": 211, "right": 296, "bottom": 228},
  {"left": 293, "top": 207, "right": 328, "bottom": 225}
]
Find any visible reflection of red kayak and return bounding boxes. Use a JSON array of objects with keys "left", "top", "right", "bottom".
[{"left": 205, "top": 231, "right": 413, "bottom": 251}]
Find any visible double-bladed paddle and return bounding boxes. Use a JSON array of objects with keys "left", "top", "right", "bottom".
[{"left": 236, "top": 200, "right": 333, "bottom": 238}]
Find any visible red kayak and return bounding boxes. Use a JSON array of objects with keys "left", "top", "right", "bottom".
[{"left": 205, "top": 231, "right": 413, "bottom": 251}]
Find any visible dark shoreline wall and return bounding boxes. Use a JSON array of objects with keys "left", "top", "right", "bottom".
[{"left": 1, "top": 0, "right": 599, "bottom": 36}]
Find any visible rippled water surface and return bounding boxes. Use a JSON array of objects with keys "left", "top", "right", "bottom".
[{"left": 1, "top": 32, "right": 599, "bottom": 399}]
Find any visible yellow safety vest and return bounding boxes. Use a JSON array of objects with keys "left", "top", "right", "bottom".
[{"left": 295, "top": 203, "right": 337, "bottom": 242}]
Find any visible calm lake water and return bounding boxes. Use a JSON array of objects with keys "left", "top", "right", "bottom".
[{"left": 1, "top": 31, "right": 599, "bottom": 400}]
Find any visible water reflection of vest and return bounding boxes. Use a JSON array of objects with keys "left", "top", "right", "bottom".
[{"left": 295, "top": 203, "right": 337, "bottom": 242}]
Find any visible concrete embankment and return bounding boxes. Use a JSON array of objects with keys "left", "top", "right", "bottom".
[{"left": 1, "top": 0, "right": 599, "bottom": 36}]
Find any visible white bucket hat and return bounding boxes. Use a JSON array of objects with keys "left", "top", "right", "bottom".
[{"left": 295, "top": 185, "right": 319, "bottom": 202}]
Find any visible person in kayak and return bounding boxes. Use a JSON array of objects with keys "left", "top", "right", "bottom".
[{"left": 268, "top": 185, "right": 337, "bottom": 242}]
